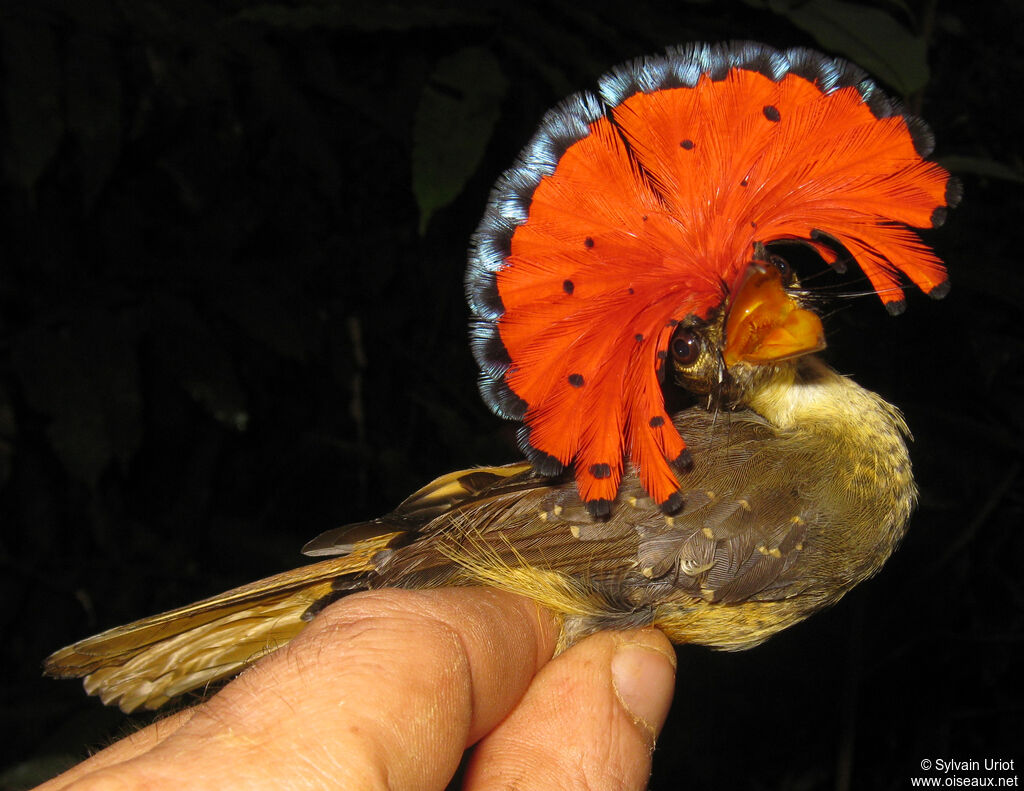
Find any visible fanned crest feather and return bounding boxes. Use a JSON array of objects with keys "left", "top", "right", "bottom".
[{"left": 466, "top": 41, "right": 958, "bottom": 512}]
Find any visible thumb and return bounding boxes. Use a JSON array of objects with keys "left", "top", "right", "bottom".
[{"left": 464, "top": 627, "right": 677, "bottom": 790}]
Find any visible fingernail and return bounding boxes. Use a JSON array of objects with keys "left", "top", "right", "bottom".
[{"left": 611, "top": 636, "right": 676, "bottom": 746}]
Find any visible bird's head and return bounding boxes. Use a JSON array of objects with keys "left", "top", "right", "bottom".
[{"left": 669, "top": 249, "right": 825, "bottom": 413}]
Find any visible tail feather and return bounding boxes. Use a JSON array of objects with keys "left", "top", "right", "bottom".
[
  {"left": 45, "top": 533, "right": 403, "bottom": 712},
  {"left": 83, "top": 587, "right": 327, "bottom": 711}
]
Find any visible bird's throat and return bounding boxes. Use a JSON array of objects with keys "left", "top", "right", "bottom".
[{"left": 744, "top": 356, "right": 908, "bottom": 439}]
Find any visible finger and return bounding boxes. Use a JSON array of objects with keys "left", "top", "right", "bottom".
[
  {"left": 48, "top": 587, "right": 559, "bottom": 791},
  {"left": 33, "top": 710, "right": 195, "bottom": 791},
  {"left": 464, "top": 627, "right": 676, "bottom": 791}
]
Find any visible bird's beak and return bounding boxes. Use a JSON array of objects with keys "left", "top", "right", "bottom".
[{"left": 723, "top": 263, "right": 826, "bottom": 367}]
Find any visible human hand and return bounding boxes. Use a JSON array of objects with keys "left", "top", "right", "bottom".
[{"left": 36, "top": 587, "right": 676, "bottom": 790}]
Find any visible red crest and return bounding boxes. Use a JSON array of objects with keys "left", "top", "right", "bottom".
[{"left": 466, "top": 42, "right": 959, "bottom": 515}]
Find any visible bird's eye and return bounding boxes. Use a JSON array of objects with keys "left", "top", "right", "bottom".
[
  {"left": 769, "top": 254, "right": 792, "bottom": 283},
  {"left": 670, "top": 328, "right": 701, "bottom": 366}
]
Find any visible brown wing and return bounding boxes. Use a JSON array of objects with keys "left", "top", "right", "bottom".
[
  {"left": 301, "top": 462, "right": 536, "bottom": 556},
  {"left": 630, "top": 408, "right": 815, "bottom": 606},
  {"left": 372, "top": 404, "right": 900, "bottom": 652},
  {"left": 360, "top": 409, "right": 820, "bottom": 640}
]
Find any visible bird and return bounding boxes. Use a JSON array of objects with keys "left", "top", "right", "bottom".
[{"left": 45, "top": 41, "right": 957, "bottom": 713}]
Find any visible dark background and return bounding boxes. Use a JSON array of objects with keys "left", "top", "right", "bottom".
[{"left": 1, "top": 1, "right": 1021, "bottom": 788}]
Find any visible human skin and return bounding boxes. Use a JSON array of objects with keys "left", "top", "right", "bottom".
[{"left": 36, "top": 587, "right": 677, "bottom": 791}]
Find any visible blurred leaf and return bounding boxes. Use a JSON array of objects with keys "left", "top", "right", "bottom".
[
  {"left": 66, "top": 30, "right": 123, "bottom": 206},
  {"left": 766, "top": 0, "right": 929, "bottom": 95},
  {"left": 236, "top": 0, "right": 492, "bottom": 31},
  {"left": 0, "top": 754, "right": 78, "bottom": 789},
  {"left": 151, "top": 300, "right": 250, "bottom": 432},
  {"left": 11, "top": 312, "right": 143, "bottom": 487},
  {"left": 49, "top": 0, "right": 121, "bottom": 33},
  {"left": 217, "top": 288, "right": 308, "bottom": 361},
  {"left": 939, "top": 155, "right": 1024, "bottom": 184},
  {"left": 967, "top": 329, "right": 1024, "bottom": 393},
  {"left": 247, "top": 42, "right": 341, "bottom": 208},
  {"left": 1, "top": 18, "right": 64, "bottom": 192},
  {"left": 0, "top": 383, "right": 16, "bottom": 489},
  {"left": 501, "top": 37, "right": 575, "bottom": 97},
  {"left": 412, "top": 47, "right": 508, "bottom": 234},
  {"left": 884, "top": 0, "right": 913, "bottom": 13},
  {"left": 935, "top": 11, "right": 965, "bottom": 35}
]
